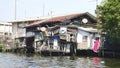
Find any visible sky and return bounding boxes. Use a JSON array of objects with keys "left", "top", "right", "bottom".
[{"left": 0, "top": 0, "right": 102, "bottom": 21}]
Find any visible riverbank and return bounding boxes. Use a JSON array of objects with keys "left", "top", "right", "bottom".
[{"left": 1, "top": 46, "right": 120, "bottom": 59}]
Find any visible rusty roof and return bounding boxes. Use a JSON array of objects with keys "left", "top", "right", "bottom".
[{"left": 26, "top": 12, "right": 95, "bottom": 27}]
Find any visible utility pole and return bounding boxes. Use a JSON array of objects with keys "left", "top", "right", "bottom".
[
  {"left": 14, "top": 0, "right": 17, "bottom": 20},
  {"left": 96, "top": 0, "right": 98, "bottom": 8},
  {"left": 42, "top": 3, "right": 45, "bottom": 17},
  {"left": 89, "top": 0, "right": 98, "bottom": 9}
]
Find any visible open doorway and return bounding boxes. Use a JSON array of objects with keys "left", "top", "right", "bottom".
[{"left": 26, "top": 36, "right": 35, "bottom": 53}]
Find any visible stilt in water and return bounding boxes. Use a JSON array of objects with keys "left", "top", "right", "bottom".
[
  {"left": 70, "top": 43, "right": 77, "bottom": 56},
  {"left": 70, "top": 53, "right": 77, "bottom": 60}
]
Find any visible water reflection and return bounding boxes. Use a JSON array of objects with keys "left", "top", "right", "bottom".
[
  {"left": 93, "top": 57, "right": 105, "bottom": 68},
  {"left": 0, "top": 53, "right": 107, "bottom": 68}
]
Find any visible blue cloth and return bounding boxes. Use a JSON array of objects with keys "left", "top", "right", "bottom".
[{"left": 49, "top": 36, "right": 59, "bottom": 40}]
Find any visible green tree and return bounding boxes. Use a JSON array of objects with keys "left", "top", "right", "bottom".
[{"left": 97, "top": 0, "right": 120, "bottom": 45}]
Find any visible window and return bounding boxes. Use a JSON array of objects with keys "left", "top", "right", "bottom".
[
  {"left": 18, "top": 23, "right": 24, "bottom": 28},
  {"left": 0, "top": 24, "right": 4, "bottom": 26},
  {"left": 82, "top": 36, "right": 88, "bottom": 42},
  {"left": 82, "top": 36, "right": 88, "bottom": 46}
]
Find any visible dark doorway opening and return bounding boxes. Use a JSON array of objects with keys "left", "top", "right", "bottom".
[{"left": 26, "top": 36, "right": 35, "bottom": 53}]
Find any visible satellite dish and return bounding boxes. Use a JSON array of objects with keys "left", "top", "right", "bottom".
[
  {"left": 40, "top": 27, "right": 46, "bottom": 32},
  {"left": 82, "top": 18, "right": 88, "bottom": 24}
]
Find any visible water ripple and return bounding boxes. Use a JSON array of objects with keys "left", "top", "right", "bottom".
[{"left": 0, "top": 53, "right": 107, "bottom": 68}]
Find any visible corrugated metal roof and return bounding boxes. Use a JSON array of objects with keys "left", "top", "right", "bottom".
[
  {"left": 26, "top": 12, "right": 88, "bottom": 27},
  {"left": 0, "top": 21, "right": 12, "bottom": 25},
  {"left": 78, "top": 27, "right": 99, "bottom": 33},
  {"left": 9, "top": 17, "right": 44, "bottom": 23}
]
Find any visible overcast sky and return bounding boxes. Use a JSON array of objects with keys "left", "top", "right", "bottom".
[{"left": 0, "top": 0, "right": 102, "bottom": 21}]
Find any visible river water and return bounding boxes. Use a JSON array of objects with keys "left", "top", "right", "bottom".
[{"left": 0, "top": 53, "right": 120, "bottom": 68}]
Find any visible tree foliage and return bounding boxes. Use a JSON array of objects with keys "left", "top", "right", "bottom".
[{"left": 97, "top": 0, "right": 120, "bottom": 45}]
